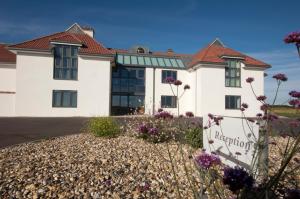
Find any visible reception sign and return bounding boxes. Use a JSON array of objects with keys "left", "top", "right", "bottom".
[{"left": 203, "top": 115, "right": 259, "bottom": 169}]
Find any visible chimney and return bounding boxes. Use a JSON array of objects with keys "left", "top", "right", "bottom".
[
  {"left": 81, "top": 26, "right": 95, "bottom": 38},
  {"left": 167, "top": 48, "right": 174, "bottom": 54}
]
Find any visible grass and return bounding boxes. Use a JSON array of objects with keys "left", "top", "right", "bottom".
[{"left": 270, "top": 105, "right": 300, "bottom": 118}]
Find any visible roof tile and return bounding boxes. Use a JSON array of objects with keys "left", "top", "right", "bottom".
[{"left": 0, "top": 44, "right": 16, "bottom": 63}]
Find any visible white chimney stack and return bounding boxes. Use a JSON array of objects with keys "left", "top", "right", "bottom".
[{"left": 81, "top": 26, "right": 95, "bottom": 38}]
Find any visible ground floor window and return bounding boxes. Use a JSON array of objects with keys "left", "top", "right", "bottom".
[
  {"left": 52, "top": 90, "right": 77, "bottom": 108},
  {"left": 161, "top": 95, "right": 177, "bottom": 108},
  {"left": 111, "top": 95, "right": 144, "bottom": 115},
  {"left": 225, "top": 95, "right": 241, "bottom": 109}
]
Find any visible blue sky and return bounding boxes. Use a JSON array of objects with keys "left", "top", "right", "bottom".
[{"left": 0, "top": 0, "right": 299, "bottom": 104}]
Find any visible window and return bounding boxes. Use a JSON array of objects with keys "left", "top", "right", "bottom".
[
  {"left": 162, "top": 70, "right": 177, "bottom": 83},
  {"left": 225, "top": 95, "right": 241, "bottom": 109},
  {"left": 137, "top": 47, "right": 145, "bottom": 54},
  {"left": 52, "top": 90, "right": 77, "bottom": 107},
  {"left": 161, "top": 96, "right": 177, "bottom": 108},
  {"left": 225, "top": 60, "right": 241, "bottom": 87},
  {"left": 54, "top": 45, "right": 78, "bottom": 80}
]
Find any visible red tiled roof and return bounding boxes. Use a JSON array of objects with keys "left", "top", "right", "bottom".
[
  {"left": 9, "top": 32, "right": 113, "bottom": 55},
  {"left": 0, "top": 44, "right": 16, "bottom": 63},
  {"left": 189, "top": 40, "right": 270, "bottom": 68}
]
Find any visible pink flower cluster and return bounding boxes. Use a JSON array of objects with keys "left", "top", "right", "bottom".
[
  {"left": 194, "top": 152, "right": 221, "bottom": 169},
  {"left": 185, "top": 111, "right": 194, "bottom": 117},
  {"left": 289, "top": 91, "right": 300, "bottom": 98},
  {"left": 273, "top": 73, "right": 288, "bottom": 81},
  {"left": 284, "top": 31, "right": 300, "bottom": 44},
  {"left": 154, "top": 111, "right": 173, "bottom": 119},
  {"left": 257, "top": 95, "right": 267, "bottom": 101},
  {"left": 138, "top": 124, "right": 159, "bottom": 135},
  {"left": 246, "top": 77, "right": 254, "bottom": 83},
  {"left": 289, "top": 90, "right": 300, "bottom": 108}
]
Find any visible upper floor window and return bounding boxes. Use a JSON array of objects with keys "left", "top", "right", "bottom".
[
  {"left": 225, "top": 60, "right": 241, "bottom": 87},
  {"left": 225, "top": 95, "right": 241, "bottom": 109},
  {"left": 162, "top": 70, "right": 177, "bottom": 83},
  {"left": 161, "top": 95, "right": 177, "bottom": 108},
  {"left": 137, "top": 47, "right": 145, "bottom": 54},
  {"left": 54, "top": 45, "right": 78, "bottom": 80}
]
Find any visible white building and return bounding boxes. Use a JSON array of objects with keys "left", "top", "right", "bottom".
[{"left": 0, "top": 23, "right": 270, "bottom": 117}]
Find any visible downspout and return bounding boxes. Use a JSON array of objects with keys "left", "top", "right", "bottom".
[{"left": 152, "top": 68, "right": 156, "bottom": 115}]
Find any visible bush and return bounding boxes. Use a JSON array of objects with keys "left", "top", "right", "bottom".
[
  {"left": 88, "top": 117, "right": 120, "bottom": 137},
  {"left": 185, "top": 127, "right": 203, "bottom": 148}
]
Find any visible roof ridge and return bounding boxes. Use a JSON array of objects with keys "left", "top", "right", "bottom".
[
  {"left": 9, "top": 31, "right": 65, "bottom": 48},
  {"left": 50, "top": 33, "right": 83, "bottom": 43}
]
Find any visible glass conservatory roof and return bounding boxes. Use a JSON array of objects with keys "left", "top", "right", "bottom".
[{"left": 116, "top": 54, "right": 186, "bottom": 68}]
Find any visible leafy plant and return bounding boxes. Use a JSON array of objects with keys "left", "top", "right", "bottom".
[
  {"left": 87, "top": 117, "right": 120, "bottom": 137},
  {"left": 185, "top": 127, "right": 203, "bottom": 148}
]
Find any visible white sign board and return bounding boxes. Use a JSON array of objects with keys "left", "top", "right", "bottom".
[{"left": 203, "top": 115, "right": 259, "bottom": 169}]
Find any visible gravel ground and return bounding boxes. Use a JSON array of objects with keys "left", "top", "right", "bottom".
[
  {"left": 0, "top": 133, "right": 197, "bottom": 199},
  {"left": 0, "top": 133, "right": 299, "bottom": 198}
]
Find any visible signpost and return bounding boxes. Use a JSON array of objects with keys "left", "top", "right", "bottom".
[{"left": 203, "top": 115, "right": 259, "bottom": 169}]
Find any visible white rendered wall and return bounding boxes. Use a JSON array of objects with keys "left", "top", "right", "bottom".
[
  {"left": 145, "top": 68, "right": 194, "bottom": 116},
  {"left": 15, "top": 52, "right": 111, "bottom": 117},
  {"left": 0, "top": 63, "right": 16, "bottom": 116},
  {"left": 197, "top": 63, "right": 265, "bottom": 117}
]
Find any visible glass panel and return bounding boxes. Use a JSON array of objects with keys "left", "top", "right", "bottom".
[
  {"left": 117, "top": 55, "right": 124, "bottom": 64},
  {"left": 121, "top": 68, "right": 128, "bottom": 78},
  {"left": 112, "top": 95, "right": 120, "bottom": 106},
  {"left": 71, "top": 58, "right": 77, "bottom": 68},
  {"left": 144, "top": 57, "right": 151, "bottom": 65},
  {"left": 112, "top": 68, "right": 119, "bottom": 78},
  {"left": 225, "top": 78, "right": 230, "bottom": 86},
  {"left": 124, "top": 55, "right": 131, "bottom": 65},
  {"left": 129, "top": 69, "right": 136, "bottom": 78},
  {"left": 55, "top": 47, "right": 61, "bottom": 57},
  {"left": 112, "top": 79, "right": 120, "bottom": 92},
  {"left": 71, "top": 69, "right": 77, "bottom": 80},
  {"left": 236, "top": 79, "right": 240, "bottom": 87},
  {"left": 120, "top": 96, "right": 128, "bottom": 107},
  {"left": 55, "top": 58, "right": 61, "bottom": 67},
  {"left": 63, "top": 58, "right": 69, "bottom": 68},
  {"left": 120, "top": 79, "right": 128, "bottom": 92},
  {"left": 170, "top": 59, "right": 178, "bottom": 67},
  {"left": 53, "top": 91, "right": 61, "bottom": 107},
  {"left": 164, "top": 59, "right": 172, "bottom": 67},
  {"left": 128, "top": 79, "right": 135, "bottom": 92},
  {"left": 129, "top": 96, "right": 137, "bottom": 108},
  {"left": 236, "top": 97, "right": 241, "bottom": 108},
  {"left": 157, "top": 58, "right": 165, "bottom": 67},
  {"left": 137, "top": 69, "right": 144, "bottom": 78},
  {"left": 176, "top": 59, "right": 185, "bottom": 68},
  {"left": 71, "top": 92, "right": 77, "bottom": 107},
  {"left": 137, "top": 56, "right": 145, "bottom": 65},
  {"left": 131, "top": 56, "right": 138, "bottom": 65},
  {"left": 71, "top": 47, "right": 78, "bottom": 56},
  {"left": 62, "top": 92, "right": 71, "bottom": 107},
  {"left": 151, "top": 57, "right": 158, "bottom": 66}
]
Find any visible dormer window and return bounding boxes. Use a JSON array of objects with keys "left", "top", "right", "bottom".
[
  {"left": 225, "top": 60, "right": 241, "bottom": 87},
  {"left": 54, "top": 45, "right": 78, "bottom": 80},
  {"left": 137, "top": 47, "right": 145, "bottom": 54}
]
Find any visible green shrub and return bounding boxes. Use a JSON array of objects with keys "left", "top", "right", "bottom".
[
  {"left": 185, "top": 127, "right": 203, "bottom": 148},
  {"left": 88, "top": 117, "right": 120, "bottom": 137}
]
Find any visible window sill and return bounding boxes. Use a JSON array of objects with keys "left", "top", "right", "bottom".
[
  {"left": 52, "top": 106, "right": 77, "bottom": 108},
  {"left": 225, "top": 86, "right": 242, "bottom": 88},
  {"left": 53, "top": 78, "right": 78, "bottom": 81}
]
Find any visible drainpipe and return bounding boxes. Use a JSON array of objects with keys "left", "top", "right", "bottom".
[{"left": 152, "top": 68, "right": 156, "bottom": 115}]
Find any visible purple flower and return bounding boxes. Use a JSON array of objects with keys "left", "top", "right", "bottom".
[
  {"left": 241, "top": 103, "right": 248, "bottom": 109},
  {"left": 273, "top": 73, "right": 288, "bottom": 81},
  {"left": 154, "top": 111, "right": 173, "bottom": 119},
  {"left": 194, "top": 152, "right": 221, "bottom": 169},
  {"left": 179, "top": 114, "right": 184, "bottom": 118},
  {"left": 286, "top": 189, "right": 300, "bottom": 199},
  {"left": 284, "top": 31, "right": 300, "bottom": 44},
  {"left": 138, "top": 124, "right": 148, "bottom": 134},
  {"left": 174, "top": 80, "right": 182, "bottom": 86},
  {"left": 185, "top": 111, "right": 194, "bottom": 117},
  {"left": 246, "top": 77, "right": 254, "bottom": 83},
  {"left": 165, "top": 76, "right": 175, "bottom": 83},
  {"left": 240, "top": 108, "right": 245, "bottom": 112},
  {"left": 289, "top": 91, "right": 300, "bottom": 98},
  {"left": 157, "top": 108, "right": 163, "bottom": 112},
  {"left": 184, "top": 84, "right": 190, "bottom": 90},
  {"left": 256, "top": 113, "right": 263, "bottom": 117},
  {"left": 260, "top": 104, "right": 269, "bottom": 111},
  {"left": 289, "top": 99, "right": 300, "bottom": 107},
  {"left": 289, "top": 120, "right": 300, "bottom": 128},
  {"left": 257, "top": 95, "right": 267, "bottom": 101},
  {"left": 208, "top": 113, "right": 214, "bottom": 119},
  {"left": 223, "top": 166, "right": 254, "bottom": 193},
  {"left": 148, "top": 127, "right": 159, "bottom": 135}
]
